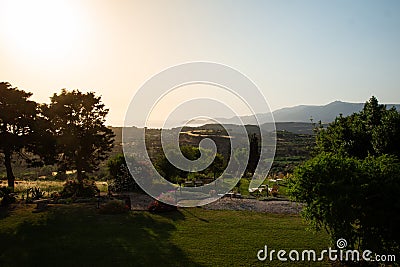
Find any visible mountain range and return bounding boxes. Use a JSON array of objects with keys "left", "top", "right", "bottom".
[{"left": 210, "top": 100, "right": 400, "bottom": 125}]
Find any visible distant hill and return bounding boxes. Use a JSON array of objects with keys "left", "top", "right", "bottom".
[
  {"left": 272, "top": 101, "right": 362, "bottom": 123},
  {"left": 272, "top": 101, "right": 399, "bottom": 123},
  {"left": 211, "top": 101, "right": 400, "bottom": 124},
  {"left": 120, "top": 101, "right": 400, "bottom": 133}
]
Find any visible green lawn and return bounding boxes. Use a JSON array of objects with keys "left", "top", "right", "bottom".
[{"left": 0, "top": 204, "right": 330, "bottom": 266}]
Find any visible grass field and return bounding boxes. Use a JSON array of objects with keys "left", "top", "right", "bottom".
[
  {"left": 0, "top": 180, "right": 109, "bottom": 195},
  {"left": 0, "top": 203, "right": 330, "bottom": 267}
]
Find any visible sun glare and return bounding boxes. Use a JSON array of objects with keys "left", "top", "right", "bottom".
[{"left": 1, "top": 0, "right": 84, "bottom": 63}]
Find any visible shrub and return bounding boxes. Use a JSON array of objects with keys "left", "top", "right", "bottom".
[
  {"left": 289, "top": 153, "right": 400, "bottom": 256},
  {"left": 50, "top": 192, "right": 60, "bottom": 199},
  {"left": 148, "top": 192, "right": 177, "bottom": 212},
  {"left": 270, "top": 185, "right": 279, "bottom": 197},
  {"left": 148, "top": 200, "right": 177, "bottom": 212},
  {"left": 270, "top": 189, "right": 279, "bottom": 197},
  {"left": 0, "top": 187, "right": 16, "bottom": 207},
  {"left": 99, "top": 200, "right": 129, "bottom": 214},
  {"left": 60, "top": 180, "right": 99, "bottom": 198},
  {"left": 107, "top": 154, "right": 138, "bottom": 193},
  {"left": 29, "top": 187, "right": 46, "bottom": 200}
]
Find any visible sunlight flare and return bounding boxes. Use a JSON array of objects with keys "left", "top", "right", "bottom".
[{"left": 1, "top": 0, "right": 85, "bottom": 62}]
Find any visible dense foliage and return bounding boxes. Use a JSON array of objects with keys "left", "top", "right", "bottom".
[
  {"left": 60, "top": 180, "right": 99, "bottom": 198},
  {"left": 289, "top": 97, "right": 400, "bottom": 256},
  {"left": 44, "top": 89, "right": 115, "bottom": 182},
  {"left": 315, "top": 96, "right": 400, "bottom": 158},
  {"left": 154, "top": 146, "right": 225, "bottom": 184},
  {"left": 289, "top": 153, "right": 400, "bottom": 254},
  {"left": 0, "top": 186, "right": 16, "bottom": 207},
  {"left": 107, "top": 154, "right": 138, "bottom": 192},
  {"left": 0, "top": 82, "right": 38, "bottom": 188},
  {"left": 1, "top": 83, "right": 114, "bottom": 193}
]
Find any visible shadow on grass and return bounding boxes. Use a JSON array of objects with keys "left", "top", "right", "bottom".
[
  {"left": 181, "top": 208, "right": 209, "bottom": 223},
  {"left": 0, "top": 205, "right": 203, "bottom": 267},
  {"left": 149, "top": 208, "right": 186, "bottom": 222},
  {"left": 0, "top": 207, "right": 10, "bottom": 219}
]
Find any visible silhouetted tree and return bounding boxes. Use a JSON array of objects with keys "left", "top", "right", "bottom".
[
  {"left": 204, "top": 153, "right": 225, "bottom": 180},
  {"left": 245, "top": 133, "right": 260, "bottom": 176},
  {"left": 27, "top": 105, "right": 58, "bottom": 166},
  {"left": 0, "top": 82, "right": 38, "bottom": 188},
  {"left": 44, "top": 89, "right": 114, "bottom": 183}
]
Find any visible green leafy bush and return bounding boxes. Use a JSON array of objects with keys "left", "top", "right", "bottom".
[
  {"left": 60, "top": 180, "right": 99, "bottom": 198},
  {"left": 289, "top": 97, "right": 400, "bottom": 259},
  {"left": 288, "top": 153, "right": 400, "bottom": 255}
]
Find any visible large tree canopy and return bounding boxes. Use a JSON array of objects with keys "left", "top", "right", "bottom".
[
  {"left": 315, "top": 96, "right": 400, "bottom": 158},
  {"left": 289, "top": 153, "right": 400, "bottom": 255},
  {"left": 289, "top": 97, "right": 400, "bottom": 257},
  {"left": 44, "top": 89, "right": 114, "bottom": 182},
  {"left": 0, "top": 82, "right": 38, "bottom": 188}
]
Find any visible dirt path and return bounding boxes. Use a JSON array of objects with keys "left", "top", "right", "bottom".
[{"left": 203, "top": 198, "right": 304, "bottom": 214}]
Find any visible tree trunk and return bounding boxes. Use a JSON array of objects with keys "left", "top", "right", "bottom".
[
  {"left": 76, "top": 168, "right": 84, "bottom": 184},
  {"left": 4, "top": 150, "right": 15, "bottom": 189}
]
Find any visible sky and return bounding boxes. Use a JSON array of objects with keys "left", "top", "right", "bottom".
[{"left": 1, "top": 0, "right": 400, "bottom": 126}]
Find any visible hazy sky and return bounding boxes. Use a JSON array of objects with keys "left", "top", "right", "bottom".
[{"left": 1, "top": 0, "right": 400, "bottom": 126}]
